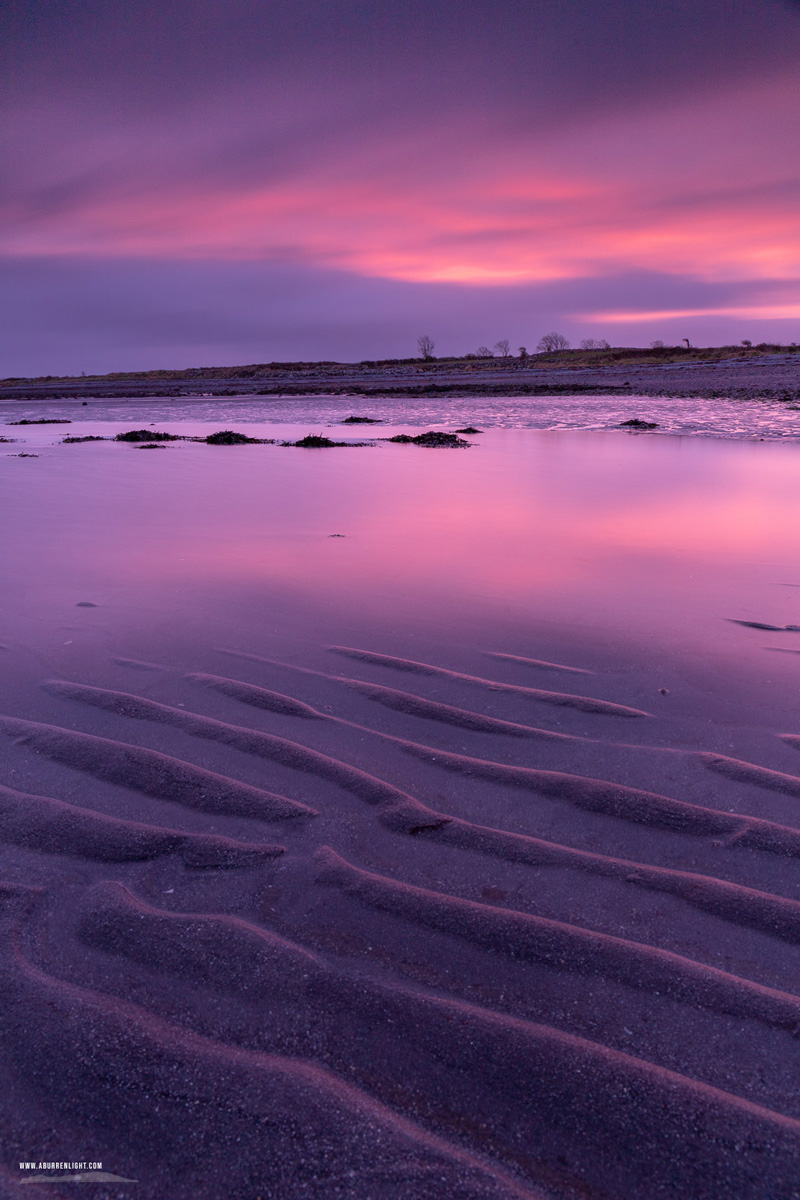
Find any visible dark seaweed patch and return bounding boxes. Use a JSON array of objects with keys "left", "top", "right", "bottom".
[
  {"left": 388, "top": 430, "right": 470, "bottom": 447},
  {"left": 115, "top": 429, "right": 179, "bottom": 442},
  {"left": 204, "top": 430, "right": 264, "bottom": 444},
  {"left": 285, "top": 435, "right": 348, "bottom": 448}
]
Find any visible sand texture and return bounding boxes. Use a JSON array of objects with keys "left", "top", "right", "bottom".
[{"left": 2, "top": 637, "right": 800, "bottom": 1198}]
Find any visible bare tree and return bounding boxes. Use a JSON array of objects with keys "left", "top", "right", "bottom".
[
  {"left": 494, "top": 338, "right": 511, "bottom": 357},
  {"left": 476, "top": 345, "right": 493, "bottom": 357},
  {"left": 417, "top": 334, "right": 435, "bottom": 359},
  {"left": 580, "top": 337, "right": 610, "bottom": 351},
  {"left": 650, "top": 340, "right": 666, "bottom": 349},
  {"left": 518, "top": 346, "right": 529, "bottom": 359},
  {"left": 537, "top": 332, "right": 570, "bottom": 352}
]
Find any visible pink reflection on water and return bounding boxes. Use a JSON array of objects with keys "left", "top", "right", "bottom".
[{"left": 2, "top": 426, "right": 800, "bottom": 662}]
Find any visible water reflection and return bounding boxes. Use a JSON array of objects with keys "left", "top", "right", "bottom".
[{"left": 2, "top": 424, "right": 800, "bottom": 671}]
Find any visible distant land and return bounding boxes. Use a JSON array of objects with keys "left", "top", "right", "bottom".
[{"left": 2, "top": 344, "right": 799, "bottom": 402}]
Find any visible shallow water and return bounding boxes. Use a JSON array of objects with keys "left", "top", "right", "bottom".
[
  {"left": 4, "top": 407, "right": 800, "bottom": 1197},
  {"left": 2, "top": 415, "right": 800, "bottom": 673},
  {"left": 3, "top": 388, "right": 800, "bottom": 438}
]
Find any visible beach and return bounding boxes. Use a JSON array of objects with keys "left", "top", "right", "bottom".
[{"left": 2, "top": 402, "right": 800, "bottom": 1198}]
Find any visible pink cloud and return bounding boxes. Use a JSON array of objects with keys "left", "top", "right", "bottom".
[{"left": 2, "top": 73, "right": 798, "bottom": 327}]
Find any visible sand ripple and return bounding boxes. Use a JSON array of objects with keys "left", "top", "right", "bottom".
[{"left": 3, "top": 644, "right": 800, "bottom": 1197}]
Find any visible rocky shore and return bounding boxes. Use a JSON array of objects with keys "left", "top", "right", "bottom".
[{"left": 3, "top": 349, "right": 799, "bottom": 403}]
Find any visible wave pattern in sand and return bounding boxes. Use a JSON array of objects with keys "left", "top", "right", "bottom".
[{"left": 2, "top": 644, "right": 800, "bottom": 1198}]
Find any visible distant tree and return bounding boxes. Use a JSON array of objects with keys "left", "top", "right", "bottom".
[
  {"left": 494, "top": 338, "right": 511, "bottom": 357},
  {"left": 579, "top": 338, "right": 610, "bottom": 350},
  {"left": 682, "top": 338, "right": 691, "bottom": 349},
  {"left": 741, "top": 339, "right": 752, "bottom": 348},
  {"left": 417, "top": 334, "right": 435, "bottom": 359},
  {"left": 537, "top": 332, "right": 570, "bottom": 352},
  {"left": 650, "top": 340, "right": 666, "bottom": 349},
  {"left": 518, "top": 346, "right": 529, "bottom": 359},
  {"left": 476, "top": 345, "right": 493, "bottom": 357}
]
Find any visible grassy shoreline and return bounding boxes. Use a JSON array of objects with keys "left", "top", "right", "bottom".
[{"left": 2, "top": 345, "right": 799, "bottom": 403}]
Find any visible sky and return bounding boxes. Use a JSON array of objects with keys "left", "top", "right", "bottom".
[{"left": 2, "top": 0, "right": 800, "bottom": 375}]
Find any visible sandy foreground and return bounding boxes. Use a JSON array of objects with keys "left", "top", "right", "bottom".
[{"left": 2, "top": 422, "right": 800, "bottom": 1198}]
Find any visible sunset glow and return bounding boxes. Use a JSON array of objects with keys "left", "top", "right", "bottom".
[{"left": 2, "top": 1, "right": 800, "bottom": 370}]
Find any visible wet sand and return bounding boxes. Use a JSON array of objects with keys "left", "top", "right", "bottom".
[{"left": 2, "top": 421, "right": 800, "bottom": 1197}]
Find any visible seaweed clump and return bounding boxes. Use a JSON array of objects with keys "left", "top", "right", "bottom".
[
  {"left": 342, "top": 415, "right": 381, "bottom": 424},
  {"left": 136, "top": 443, "right": 167, "bottom": 449},
  {"left": 115, "top": 429, "right": 179, "bottom": 442},
  {"left": 62, "top": 435, "right": 106, "bottom": 443},
  {"left": 389, "top": 430, "right": 470, "bottom": 448},
  {"left": 285, "top": 434, "right": 347, "bottom": 448},
  {"left": 454, "top": 426, "right": 483, "bottom": 434},
  {"left": 204, "top": 430, "right": 263, "bottom": 444},
  {"left": 619, "top": 419, "right": 659, "bottom": 430},
  {"left": 8, "top": 418, "right": 71, "bottom": 425}
]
